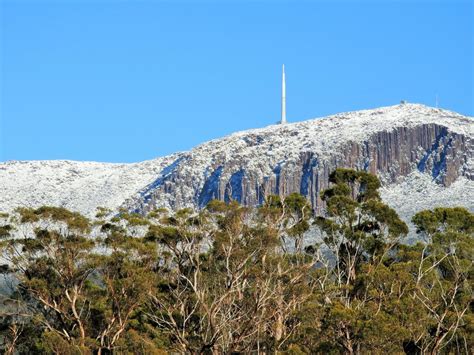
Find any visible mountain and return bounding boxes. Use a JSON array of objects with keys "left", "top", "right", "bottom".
[{"left": 1, "top": 104, "right": 473, "bottom": 229}]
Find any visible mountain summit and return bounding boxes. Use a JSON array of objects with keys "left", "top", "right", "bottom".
[{"left": 1, "top": 103, "right": 473, "bottom": 226}]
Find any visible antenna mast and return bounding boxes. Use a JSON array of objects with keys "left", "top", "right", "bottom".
[{"left": 281, "top": 64, "right": 287, "bottom": 124}]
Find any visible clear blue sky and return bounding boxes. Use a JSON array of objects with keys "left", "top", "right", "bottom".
[{"left": 1, "top": 0, "right": 472, "bottom": 163}]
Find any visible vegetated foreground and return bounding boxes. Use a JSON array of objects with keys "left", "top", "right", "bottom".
[{"left": 0, "top": 169, "right": 472, "bottom": 354}]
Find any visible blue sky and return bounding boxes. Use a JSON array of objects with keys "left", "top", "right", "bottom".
[{"left": 1, "top": 0, "right": 472, "bottom": 163}]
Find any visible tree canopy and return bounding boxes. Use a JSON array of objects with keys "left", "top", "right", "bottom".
[{"left": 0, "top": 169, "right": 472, "bottom": 354}]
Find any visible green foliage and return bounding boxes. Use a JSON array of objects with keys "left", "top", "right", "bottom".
[
  {"left": 0, "top": 169, "right": 472, "bottom": 354},
  {"left": 0, "top": 224, "right": 12, "bottom": 239},
  {"left": 16, "top": 206, "right": 90, "bottom": 232},
  {"left": 413, "top": 206, "right": 474, "bottom": 235}
]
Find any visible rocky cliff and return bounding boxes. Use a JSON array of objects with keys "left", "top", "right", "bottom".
[{"left": 125, "top": 104, "right": 473, "bottom": 218}]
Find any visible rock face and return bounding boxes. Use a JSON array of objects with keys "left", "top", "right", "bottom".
[
  {"left": 1, "top": 104, "right": 473, "bottom": 223},
  {"left": 125, "top": 104, "right": 473, "bottom": 217}
]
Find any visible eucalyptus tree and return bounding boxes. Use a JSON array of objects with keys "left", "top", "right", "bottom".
[
  {"left": 410, "top": 207, "right": 473, "bottom": 354},
  {"left": 312, "top": 168, "right": 408, "bottom": 354},
  {"left": 0, "top": 207, "right": 158, "bottom": 354},
  {"left": 146, "top": 200, "right": 317, "bottom": 353}
]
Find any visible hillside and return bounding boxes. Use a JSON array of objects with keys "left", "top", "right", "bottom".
[
  {"left": 0, "top": 154, "right": 181, "bottom": 215},
  {"left": 1, "top": 103, "right": 473, "bottom": 226}
]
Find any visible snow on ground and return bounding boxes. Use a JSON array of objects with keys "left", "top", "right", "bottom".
[
  {"left": 0, "top": 154, "right": 181, "bottom": 217},
  {"left": 380, "top": 171, "right": 474, "bottom": 241}
]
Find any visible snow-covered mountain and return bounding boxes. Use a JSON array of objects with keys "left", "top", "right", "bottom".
[{"left": 1, "top": 104, "right": 473, "bottom": 227}]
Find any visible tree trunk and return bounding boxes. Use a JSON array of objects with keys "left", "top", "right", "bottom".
[{"left": 275, "top": 263, "right": 284, "bottom": 344}]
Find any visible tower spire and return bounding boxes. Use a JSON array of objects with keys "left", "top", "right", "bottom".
[{"left": 281, "top": 64, "right": 286, "bottom": 124}]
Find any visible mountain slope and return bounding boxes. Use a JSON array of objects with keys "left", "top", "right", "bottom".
[
  {"left": 1, "top": 104, "right": 473, "bottom": 224},
  {"left": 0, "top": 154, "right": 181, "bottom": 216},
  {"left": 124, "top": 103, "right": 473, "bottom": 215}
]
